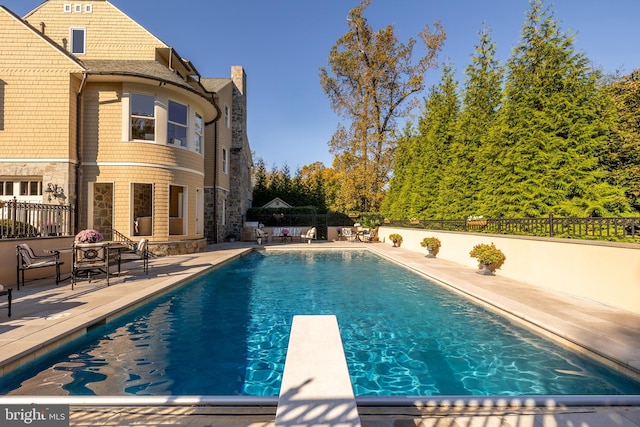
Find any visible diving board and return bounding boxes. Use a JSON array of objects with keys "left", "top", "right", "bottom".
[{"left": 275, "top": 315, "right": 361, "bottom": 427}]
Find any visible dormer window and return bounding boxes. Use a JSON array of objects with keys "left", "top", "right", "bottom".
[{"left": 70, "top": 28, "right": 85, "bottom": 54}]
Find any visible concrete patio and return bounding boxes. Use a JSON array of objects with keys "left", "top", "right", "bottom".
[{"left": 0, "top": 239, "right": 639, "bottom": 426}]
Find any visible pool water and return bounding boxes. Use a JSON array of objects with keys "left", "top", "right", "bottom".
[{"left": 2, "top": 250, "right": 639, "bottom": 396}]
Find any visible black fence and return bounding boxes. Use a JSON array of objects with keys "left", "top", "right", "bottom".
[
  {"left": 247, "top": 211, "right": 640, "bottom": 242},
  {"left": 0, "top": 198, "right": 75, "bottom": 239},
  {"left": 386, "top": 214, "right": 640, "bottom": 241}
]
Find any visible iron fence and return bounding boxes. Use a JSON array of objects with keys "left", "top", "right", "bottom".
[
  {"left": 0, "top": 198, "right": 75, "bottom": 239},
  {"left": 388, "top": 214, "right": 640, "bottom": 241}
]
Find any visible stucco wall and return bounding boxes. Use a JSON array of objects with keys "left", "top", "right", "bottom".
[{"left": 379, "top": 227, "right": 640, "bottom": 315}]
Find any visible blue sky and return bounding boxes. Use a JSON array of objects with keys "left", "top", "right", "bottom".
[{"left": 5, "top": 1, "right": 640, "bottom": 171}]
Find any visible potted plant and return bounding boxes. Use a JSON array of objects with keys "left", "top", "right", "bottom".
[
  {"left": 75, "top": 229, "right": 103, "bottom": 243},
  {"left": 420, "top": 237, "right": 441, "bottom": 258},
  {"left": 410, "top": 218, "right": 420, "bottom": 225},
  {"left": 469, "top": 243, "right": 506, "bottom": 275},
  {"left": 389, "top": 233, "right": 403, "bottom": 247}
]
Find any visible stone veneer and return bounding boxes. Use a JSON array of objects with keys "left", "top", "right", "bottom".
[
  {"left": 93, "top": 182, "right": 113, "bottom": 234},
  {"left": 149, "top": 238, "right": 207, "bottom": 256}
]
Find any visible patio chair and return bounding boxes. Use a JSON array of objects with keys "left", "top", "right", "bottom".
[
  {"left": 16, "top": 243, "right": 63, "bottom": 290},
  {"left": 0, "top": 284, "right": 11, "bottom": 317},
  {"left": 341, "top": 227, "right": 357, "bottom": 243},
  {"left": 117, "top": 238, "right": 149, "bottom": 275},
  {"left": 301, "top": 227, "right": 316, "bottom": 244},
  {"left": 72, "top": 241, "right": 110, "bottom": 288},
  {"left": 361, "top": 228, "right": 378, "bottom": 243},
  {"left": 255, "top": 228, "right": 269, "bottom": 244}
]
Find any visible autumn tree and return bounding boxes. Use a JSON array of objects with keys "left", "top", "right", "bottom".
[{"left": 319, "top": 0, "right": 445, "bottom": 212}]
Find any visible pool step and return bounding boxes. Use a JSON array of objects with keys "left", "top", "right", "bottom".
[{"left": 275, "top": 315, "right": 362, "bottom": 427}]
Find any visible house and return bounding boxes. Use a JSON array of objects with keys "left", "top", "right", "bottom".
[
  {"left": 262, "top": 197, "right": 292, "bottom": 209},
  {"left": 0, "top": 0, "right": 252, "bottom": 253}
]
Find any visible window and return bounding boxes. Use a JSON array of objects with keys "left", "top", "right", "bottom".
[
  {"left": 70, "top": 28, "right": 85, "bottom": 54},
  {"left": 167, "top": 101, "right": 188, "bottom": 147},
  {"left": 222, "top": 148, "right": 228, "bottom": 174},
  {"left": 130, "top": 94, "right": 155, "bottom": 141},
  {"left": 169, "top": 185, "right": 185, "bottom": 235},
  {"left": 224, "top": 105, "right": 230, "bottom": 128},
  {"left": 194, "top": 113, "right": 203, "bottom": 154},
  {"left": 63, "top": 4, "right": 72, "bottom": 13},
  {"left": 84, "top": 4, "right": 93, "bottom": 13},
  {"left": 74, "top": 4, "right": 82, "bottom": 13}
]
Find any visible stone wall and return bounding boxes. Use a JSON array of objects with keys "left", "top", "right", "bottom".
[{"left": 228, "top": 66, "right": 252, "bottom": 239}]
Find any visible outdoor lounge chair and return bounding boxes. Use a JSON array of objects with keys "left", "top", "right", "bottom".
[
  {"left": 16, "top": 243, "right": 63, "bottom": 290},
  {"left": 255, "top": 228, "right": 269, "bottom": 244},
  {"left": 116, "top": 238, "right": 149, "bottom": 275},
  {"left": 72, "top": 241, "right": 110, "bottom": 288},
  {"left": 301, "top": 227, "right": 316, "bottom": 244}
]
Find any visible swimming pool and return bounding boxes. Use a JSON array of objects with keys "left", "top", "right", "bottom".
[{"left": 2, "top": 250, "right": 639, "bottom": 396}]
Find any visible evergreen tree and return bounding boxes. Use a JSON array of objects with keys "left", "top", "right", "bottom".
[
  {"left": 251, "top": 158, "right": 270, "bottom": 207},
  {"left": 447, "top": 27, "right": 503, "bottom": 218},
  {"left": 381, "top": 124, "right": 416, "bottom": 218},
  {"left": 487, "top": 0, "right": 628, "bottom": 217},
  {"left": 407, "top": 63, "right": 459, "bottom": 219},
  {"left": 603, "top": 70, "right": 640, "bottom": 212}
]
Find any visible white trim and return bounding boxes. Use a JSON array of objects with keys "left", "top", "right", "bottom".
[
  {"left": 84, "top": 4, "right": 93, "bottom": 13},
  {"left": 70, "top": 27, "right": 86, "bottom": 55},
  {"left": 82, "top": 162, "right": 204, "bottom": 177},
  {"left": 74, "top": 4, "right": 82, "bottom": 13},
  {"left": 0, "top": 158, "right": 72, "bottom": 163},
  {"left": 63, "top": 4, "right": 72, "bottom": 13}
]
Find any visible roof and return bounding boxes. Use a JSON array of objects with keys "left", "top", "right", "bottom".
[
  {"left": 83, "top": 59, "right": 192, "bottom": 87},
  {"left": 201, "top": 78, "right": 232, "bottom": 93},
  {"left": 262, "top": 197, "right": 292, "bottom": 209}
]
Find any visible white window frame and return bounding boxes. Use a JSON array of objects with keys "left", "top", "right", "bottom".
[
  {"left": 63, "top": 4, "right": 72, "bottom": 12},
  {"left": 84, "top": 4, "right": 93, "bottom": 13},
  {"left": 167, "top": 100, "right": 188, "bottom": 147},
  {"left": 74, "top": 4, "right": 82, "bottom": 13},
  {"left": 224, "top": 105, "right": 230, "bottom": 128},
  {"left": 70, "top": 27, "right": 86, "bottom": 54},
  {"left": 130, "top": 93, "right": 156, "bottom": 141},
  {"left": 194, "top": 113, "right": 203, "bottom": 154},
  {"left": 222, "top": 147, "right": 228, "bottom": 174}
]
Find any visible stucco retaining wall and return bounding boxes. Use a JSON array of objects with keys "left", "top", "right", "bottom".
[{"left": 379, "top": 227, "right": 640, "bottom": 315}]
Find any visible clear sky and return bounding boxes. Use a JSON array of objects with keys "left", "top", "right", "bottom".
[{"left": 4, "top": 1, "right": 640, "bottom": 171}]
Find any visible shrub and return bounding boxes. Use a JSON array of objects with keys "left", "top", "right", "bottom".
[
  {"left": 389, "top": 233, "right": 403, "bottom": 245},
  {"left": 469, "top": 243, "right": 506, "bottom": 270},
  {"left": 420, "top": 237, "right": 441, "bottom": 250}
]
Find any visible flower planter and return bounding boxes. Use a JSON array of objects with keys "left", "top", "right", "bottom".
[{"left": 477, "top": 262, "right": 495, "bottom": 276}]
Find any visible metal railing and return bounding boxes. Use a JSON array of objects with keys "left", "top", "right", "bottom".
[
  {"left": 388, "top": 214, "right": 640, "bottom": 241},
  {"left": 0, "top": 198, "right": 75, "bottom": 239}
]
